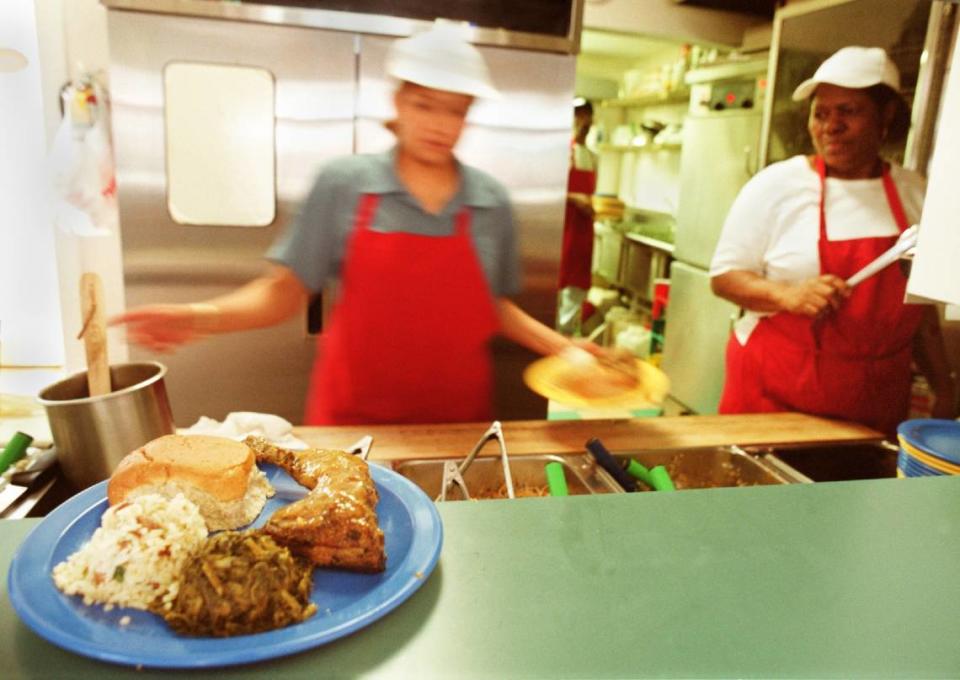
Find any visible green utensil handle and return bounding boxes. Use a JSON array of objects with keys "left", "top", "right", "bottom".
[
  {"left": 545, "top": 461, "right": 569, "bottom": 497},
  {"left": 0, "top": 431, "right": 33, "bottom": 475},
  {"left": 623, "top": 459, "right": 654, "bottom": 487},
  {"left": 650, "top": 465, "right": 675, "bottom": 491}
]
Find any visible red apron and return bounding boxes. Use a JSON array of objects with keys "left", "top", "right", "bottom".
[
  {"left": 558, "top": 148, "right": 597, "bottom": 290},
  {"left": 304, "top": 193, "right": 500, "bottom": 425},
  {"left": 719, "top": 156, "right": 923, "bottom": 435}
]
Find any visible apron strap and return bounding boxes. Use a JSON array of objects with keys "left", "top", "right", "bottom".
[
  {"left": 454, "top": 206, "right": 472, "bottom": 237},
  {"left": 354, "top": 193, "right": 381, "bottom": 233},
  {"left": 814, "top": 155, "right": 912, "bottom": 239},
  {"left": 815, "top": 155, "right": 829, "bottom": 242},
  {"left": 880, "top": 167, "right": 911, "bottom": 232},
  {"left": 359, "top": 192, "right": 472, "bottom": 238}
]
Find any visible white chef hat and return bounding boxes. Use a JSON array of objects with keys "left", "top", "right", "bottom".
[
  {"left": 386, "top": 19, "right": 500, "bottom": 99},
  {"left": 792, "top": 46, "right": 901, "bottom": 101}
]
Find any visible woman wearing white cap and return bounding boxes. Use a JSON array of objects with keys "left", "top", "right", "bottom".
[
  {"left": 710, "top": 46, "right": 956, "bottom": 434},
  {"left": 112, "top": 22, "right": 606, "bottom": 425}
]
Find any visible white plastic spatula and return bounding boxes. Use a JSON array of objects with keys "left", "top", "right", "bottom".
[
  {"left": 846, "top": 225, "right": 919, "bottom": 288},
  {"left": 78, "top": 272, "right": 111, "bottom": 396}
]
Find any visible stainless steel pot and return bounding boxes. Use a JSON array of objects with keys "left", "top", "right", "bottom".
[{"left": 38, "top": 361, "right": 175, "bottom": 489}]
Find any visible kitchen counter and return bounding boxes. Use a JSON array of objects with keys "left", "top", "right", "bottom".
[
  {"left": 4, "top": 474, "right": 960, "bottom": 678},
  {"left": 293, "top": 413, "right": 883, "bottom": 460},
  {"left": 1, "top": 412, "right": 883, "bottom": 521}
]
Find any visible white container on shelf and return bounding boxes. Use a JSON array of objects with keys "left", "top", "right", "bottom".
[
  {"left": 616, "top": 323, "right": 652, "bottom": 359},
  {"left": 595, "top": 152, "right": 622, "bottom": 197},
  {"left": 592, "top": 221, "right": 623, "bottom": 283}
]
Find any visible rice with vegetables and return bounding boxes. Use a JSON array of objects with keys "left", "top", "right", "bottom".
[{"left": 52, "top": 493, "right": 208, "bottom": 611}]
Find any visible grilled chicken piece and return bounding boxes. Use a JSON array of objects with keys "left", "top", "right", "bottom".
[{"left": 245, "top": 436, "right": 386, "bottom": 573}]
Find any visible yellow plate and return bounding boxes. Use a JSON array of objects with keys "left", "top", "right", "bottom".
[
  {"left": 898, "top": 437, "right": 960, "bottom": 475},
  {"left": 523, "top": 355, "right": 670, "bottom": 409}
]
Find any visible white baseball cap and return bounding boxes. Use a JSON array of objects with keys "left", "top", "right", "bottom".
[
  {"left": 792, "top": 46, "right": 901, "bottom": 101},
  {"left": 386, "top": 20, "right": 500, "bottom": 99}
]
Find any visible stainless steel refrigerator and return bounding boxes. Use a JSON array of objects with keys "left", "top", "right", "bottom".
[
  {"left": 660, "top": 59, "right": 767, "bottom": 415},
  {"left": 104, "top": 0, "right": 579, "bottom": 425}
]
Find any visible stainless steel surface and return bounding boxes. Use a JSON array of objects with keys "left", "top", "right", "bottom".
[
  {"left": 37, "top": 362, "right": 175, "bottom": 489},
  {"left": 107, "top": 10, "right": 574, "bottom": 424},
  {"left": 751, "top": 441, "right": 899, "bottom": 482},
  {"left": 396, "top": 444, "right": 805, "bottom": 499},
  {"left": 0, "top": 446, "right": 57, "bottom": 517},
  {"left": 108, "top": 11, "right": 356, "bottom": 425},
  {"left": 395, "top": 454, "right": 619, "bottom": 501},
  {"left": 662, "top": 98, "right": 762, "bottom": 415},
  {"left": 903, "top": 1, "right": 958, "bottom": 175},
  {"left": 1, "top": 477, "right": 57, "bottom": 520},
  {"left": 611, "top": 446, "right": 805, "bottom": 489},
  {"left": 102, "top": 0, "right": 585, "bottom": 54},
  {"left": 758, "top": 453, "right": 815, "bottom": 484},
  {"left": 660, "top": 262, "right": 739, "bottom": 415},
  {"left": 673, "top": 111, "right": 762, "bottom": 268},
  {"left": 436, "top": 421, "right": 514, "bottom": 502},
  {"left": 0, "top": 483, "right": 30, "bottom": 516}
]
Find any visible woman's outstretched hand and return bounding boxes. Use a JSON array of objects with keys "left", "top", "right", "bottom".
[{"left": 109, "top": 303, "right": 217, "bottom": 353}]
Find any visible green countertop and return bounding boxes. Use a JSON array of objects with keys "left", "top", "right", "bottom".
[{"left": 3, "top": 476, "right": 960, "bottom": 678}]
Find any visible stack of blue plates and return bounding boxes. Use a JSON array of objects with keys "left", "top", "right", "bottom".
[{"left": 896, "top": 419, "right": 960, "bottom": 478}]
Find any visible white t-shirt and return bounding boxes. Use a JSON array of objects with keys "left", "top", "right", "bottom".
[
  {"left": 572, "top": 142, "right": 597, "bottom": 173},
  {"left": 710, "top": 155, "right": 926, "bottom": 344}
]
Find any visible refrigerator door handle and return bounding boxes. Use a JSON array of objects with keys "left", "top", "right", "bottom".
[{"left": 744, "top": 145, "right": 757, "bottom": 177}]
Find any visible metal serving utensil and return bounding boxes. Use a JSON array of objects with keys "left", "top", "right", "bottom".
[
  {"left": 436, "top": 421, "right": 515, "bottom": 502},
  {"left": 438, "top": 460, "right": 471, "bottom": 502},
  {"left": 346, "top": 435, "right": 374, "bottom": 461},
  {"left": 846, "top": 224, "right": 918, "bottom": 287}
]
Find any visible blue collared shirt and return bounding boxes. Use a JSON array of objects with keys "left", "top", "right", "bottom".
[{"left": 267, "top": 148, "right": 520, "bottom": 297}]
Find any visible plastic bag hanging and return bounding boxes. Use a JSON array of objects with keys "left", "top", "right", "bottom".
[{"left": 48, "top": 74, "right": 128, "bottom": 374}]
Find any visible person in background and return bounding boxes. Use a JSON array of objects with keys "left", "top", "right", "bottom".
[
  {"left": 110, "top": 22, "right": 611, "bottom": 426},
  {"left": 557, "top": 99, "right": 597, "bottom": 335},
  {"left": 710, "top": 46, "right": 956, "bottom": 435}
]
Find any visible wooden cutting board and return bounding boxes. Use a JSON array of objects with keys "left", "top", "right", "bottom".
[{"left": 293, "top": 413, "right": 884, "bottom": 461}]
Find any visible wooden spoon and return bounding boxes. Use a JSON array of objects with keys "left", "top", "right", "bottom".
[{"left": 78, "top": 272, "right": 111, "bottom": 396}]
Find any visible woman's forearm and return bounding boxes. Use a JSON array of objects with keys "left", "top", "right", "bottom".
[
  {"left": 711, "top": 270, "right": 850, "bottom": 317},
  {"left": 110, "top": 265, "right": 310, "bottom": 353},
  {"left": 710, "top": 271, "right": 787, "bottom": 313},
  {"left": 196, "top": 265, "right": 309, "bottom": 334},
  {"left": 497, "top": 299, "right": 572, "bottom": 356}
]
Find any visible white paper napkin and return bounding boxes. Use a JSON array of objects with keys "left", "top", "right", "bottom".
[{"left": 182, "top": 412, "right": 308, "bottom": 449}]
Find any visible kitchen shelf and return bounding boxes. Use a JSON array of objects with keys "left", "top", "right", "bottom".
[
  {"left": 623, "top": 232, "right": 675, "bottom": 255},
  {"left": 597, "top": 143, "right": 682, "bottom": 153},
  {"left": 601, "top": 91, "right": 690, "bottom": 108}
]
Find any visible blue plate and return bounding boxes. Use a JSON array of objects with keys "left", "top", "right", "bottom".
[
  {"left": 898, "top": 450, "right": 943, "bottom": 477},
  {"left": 7, "top": 463, "right": 442, "bottom": 669},
  {"left": 897, "top": 419, "right": 960, "bottom": 464}
]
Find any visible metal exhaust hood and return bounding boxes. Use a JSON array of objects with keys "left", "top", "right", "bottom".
[
  {"left": 101, "top": 0, "right": 586, "bottom": 53},
  {"left": 671, "top": 0, "right": 777, "bottom": 19}
]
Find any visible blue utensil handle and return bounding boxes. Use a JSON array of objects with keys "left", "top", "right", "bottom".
[{"left": 585, "top": 438, "right": 637, "bottom": 492}]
